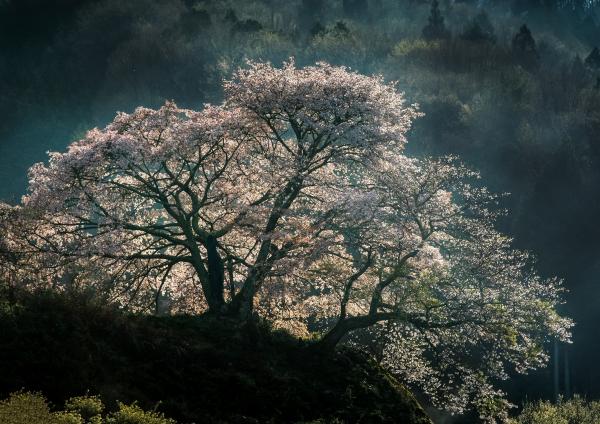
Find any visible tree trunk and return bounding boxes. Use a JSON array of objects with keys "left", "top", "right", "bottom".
[
  {"left": 227, "top": 176, "right": 303, "bottom": 320},
  {"left": 227, "top": 271, "right": 257, "bottom": 321},
  {"left": 205, "top": 235, "right": 225, "bottom": 313}
]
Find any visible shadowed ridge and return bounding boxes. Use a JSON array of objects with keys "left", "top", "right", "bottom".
[{"left": 0, "top": 290, "right": 432, "bottom": 423}]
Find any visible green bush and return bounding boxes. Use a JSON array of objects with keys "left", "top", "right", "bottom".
[
  {"left": 54, "top": 411, "right": 85, "bottom": 424},
  {"left": 0, "top": 392, "right": 78, "bottom": 424},
  {"left": 0, "top": 392, "right": 176, "bottom": 424},
  {"left": 510, "top": 396, "right": 600, "bottom": 424},
  {"left": 106, "top": 402, "right": 176, "bottom": 424},
  {"left": 65, "top": 395, "right": 104, "bottom": 421}
]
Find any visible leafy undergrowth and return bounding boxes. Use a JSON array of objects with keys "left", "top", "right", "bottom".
[
  {"left": 509, "top": 396, "right": 600, "bottom": 424},
  {"left": 0, "top": 290, "right": 432, "bottom": 424},
  {"left": 0, "top": 391, "right": 175, "bottom": 424}
]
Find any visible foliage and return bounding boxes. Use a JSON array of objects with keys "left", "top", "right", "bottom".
[
  {"left": 0, "top": 391, "right": 174, "bottom": 424},
  {"left": 0, "top": 391, "right": 72, "bottom": 424},
  {"left": 105, "top": 402, "right": 175, "bottom": 424},
  {"left": 391, "top": 39, "right": 443, "bottom": 58},
  {"left": 508, "top": 396, "right": 600, "bottom": 424},
  {"left": 64, "top": 395, "right": 104, "bottom": 421}
]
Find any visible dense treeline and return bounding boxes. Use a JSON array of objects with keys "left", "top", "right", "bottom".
[
  {"left": 1, "top": 0, "right": 600, "bottom": 415},
  {"left": 0, "top": 0, "right": 598, "bottom": 203}
]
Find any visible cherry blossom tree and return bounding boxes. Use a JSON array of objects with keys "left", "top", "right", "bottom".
[
  {"left": 18, "top": 60, "right": 418, "bottom": 316},
  {"left": 9, "top": 60, "right": 572, "bottom": 420}
]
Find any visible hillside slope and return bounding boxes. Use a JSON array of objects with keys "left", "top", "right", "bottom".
[{"left": 0, "top": 291, "right": 432, "bottom": 424}]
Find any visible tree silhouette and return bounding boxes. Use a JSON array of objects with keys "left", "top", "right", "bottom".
[
  {"left": 512, "top": 24, "right": 539, "bottom": 69},
  {"left": 422, "top": 0, "right": 451, "bottom": 40}
]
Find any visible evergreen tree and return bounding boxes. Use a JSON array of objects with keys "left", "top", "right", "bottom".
[
  {"left": 461, "top": 11, "right": 496, "bottom": 44},
  {"left": 512, "top": 24, "right": 539, "bottom": 69},
  {"left": 422, "top": 0, "right": 451, "bottom": 40},
  {"left": 585, "top": 46, "right": 600, "bottom": 69}
]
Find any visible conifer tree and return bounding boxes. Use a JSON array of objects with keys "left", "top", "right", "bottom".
[
  {"left": 512, "top": 24, "right": 539, "bottom": 69},
  {"left": 422, "top": 0, "right": 451, "bottom": 40}
]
